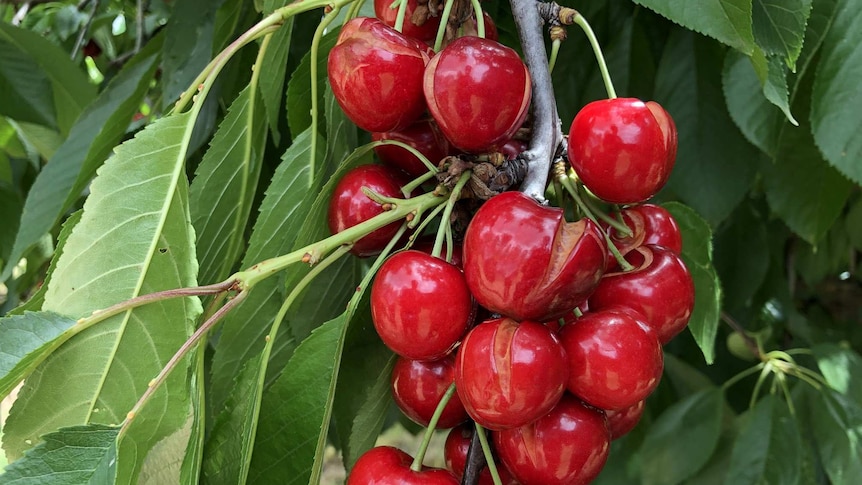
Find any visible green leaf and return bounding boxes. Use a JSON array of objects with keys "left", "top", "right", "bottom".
[
  {"left": 161, "top": 0, "right": 224, "bottom": 107},
  {"left": 724, "top": 395, "right": 802, "bottom": 485},
  {"left": 323, "top": 81, "right": 358, "bottom": 171},
  {"left": 752, "top": 0, "right": 813, "bottom": 68},
  {"left": 640, "top": 387, "right": 726, "bottom": 485},
  {"left": 810, "top": 0, "right": 862, "bottom": 185},
  {"left": 0, "top": 36, "right": 163, "bottom": 282},
  {"left": 813, "top": 343, "right": 862, "bottom": 403},
  {"left": 0, "top": 184, "right": 22, "bottom": 268},
  {"left": 0, "top": 425, "right": 119, "bottom": 484},
  {"left": 259, "top": 20, "right": 295, "bottom": 145},
  {"left": 0, "top": 38, "right": 56, "bottom": 129},
  {"left": 664, "top": 202, "right": 722, "bottom": 364},
  {"left": 722, "top": 51, "right": 784, "bottom": 155},
  {"left": 847, "top": 197, "right": 862, "bottom": 251},
  {"left": 713, "top": 203, "right": 769, "bottom": 312},
  {"left": 632, "top": 0, "right": 757, "bottom": 54},
  {"left": 2, "top": 114, "right": 202, "bottom": 484},
  {"left": 0, "top": 23, "right": 95, "bottom": 134},
  {"left": 208, "top": 128, "right": 324, "bottom": 413},
  {"left": 190, "top": 86, "right": 266, "bottom": 286},
  {"left": 655, "top": 30, "right": 759, "bottom": 226},
  {"left": 807, "top": 388, "right": 862, "bottom": 485},
  {"left": 285, "top": 30, "right": 339, "bottom": 138}
]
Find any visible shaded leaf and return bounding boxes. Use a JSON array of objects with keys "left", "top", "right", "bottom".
[
  {"left": 752, "top": 0, "right": 813, "bottom": 68},
  {"left": 640, "top": 387, "right": 726, "bottom": 485},
  {"left": 0, "top": 425, "right": 119, "bottom": 484},
  {"left": 664, "top": 202, "right": 722, "bottom": 364},
  {"left": 722, "top": 51, "right": 784, "bottom": 155},
  {"left": 0, "top": 312, "right": 77, "bottom": 399},
  {"left": 259, "top": 20, "right": 295, "bottom": 144},
  {"left": 724, "top": 395, "right": 802, "bottom": 485},
  {"left": 807, "top": 388, "right": 862, "bottom": 485},
  {"left": 632, "top": 0, "right": 757, "bottom": 54},
  {"left": 813, "top": 343, "right": 862, "bottom": 403},
  {"left": 713, "top": 203, "right": 769, "bottom": 312},
  {"left": 0, "top": 37, "right": 163, "bottom": 282},
  {"left": 0, "top": 184, "right": 22, "bottom": 268}
]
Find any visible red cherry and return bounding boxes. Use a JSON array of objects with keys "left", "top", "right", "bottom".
[
  {"left": 374, "top": 0, "right": 443, "bottom": 42},
  {"left": 372, "top": 120, "right": 450, "bottom": 177},
  {"left": 424, "top": 37, "right": 531, "bottom": 153},
  {"left": 444, "top": 423, "right": 518, "bottom": 485},
  {"left": 328, "top": 164, "right": 406, "bottom": 257},
  {"left": 411, "top": 237, "right": 464, "bottom": 269},
  {"left": 371, "top": 250, "right": 472, "bottom": 360},
  {"left": 568, "top": 98, "right": 677, "bottom": 204},
  {"left": 589, "top": 245, "right": 695, "bottom": 344},
  {"left": 459, "top": 12, "right": 499, "bottom": 41},
  {"left": 328, "top": 17, "right": 431, "bottom": 132},
  {"left": 559, "top": 308, "right": 663, "bottom": 410},
  {"left": 463, "top": 191, "right": 607, "bottom": 322},
  {"left": 347, "top": 446, "right": 459, "bottom": 484},
  {"left": 499, "top": 138, "right": 528, "bottom": 160},
  {"left": 606, "top": 204, "right": 683, "bottom": 257},
  {"left": 606, "top": 400, "right": 646, "bottom": 439},
  {"left": 391, "top": 355, "right": 469, "bottom": 428},
  {"left": 454, "top": 318, "right": 568, "bottom": 430},
  {"left": 494, "top": 395, "right": 611, "bottom": 485}
]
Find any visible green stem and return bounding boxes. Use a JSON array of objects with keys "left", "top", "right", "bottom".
[
  {"left": 87, "top": 279, "right": 235, "bottom": 323},
  {"left": 394, "top": 0, "right": 409, "bottom": 32},
  {"left": 401, "top": 170, "right": 438, "bottom": 197},
  {"left": 548, "top": 38, "right": 561, "bottom": 73},
  {"left": 309, "top": 6, "right": 343, "bottom": 184},
  {"left": 474, "top": 423, "right": 503, "bottom": 485},
  {"left": 572, "top": 13, "right": 616, "bottom": 99},
  {"left": 721, "top": 362, "right": 765, "bottom": 391},
  {"left": 433, "top": 0, "right": 456, "bottom": 52},
  {"left": 749, "top": 363, "right": 773, "bottom": 409},
  {"left": 432, "top": 171, "right": 471, "bottom": 258},
  {"left": 411, "top": 383, "right": 458, "bottom": 471},
  {"left": 374, "top": 139, "right": 438, "bottom": 174},
  {"left": 580, "top": 188, "right": 632, "bottom": 237},
  {"left": 470, "top": 0, "right": 485, "bottom": 38}
]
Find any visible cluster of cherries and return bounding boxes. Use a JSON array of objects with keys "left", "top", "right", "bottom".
[{"left": 325, "top": 3, "right": 695, "bottom": 485}]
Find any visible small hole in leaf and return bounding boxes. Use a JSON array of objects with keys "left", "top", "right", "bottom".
[{"left": 158, "top": 248, "right": 167, "bottom": 254}]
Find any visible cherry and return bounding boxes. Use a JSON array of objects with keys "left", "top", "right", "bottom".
[
  {"left": 424, "top": 36, "right": 531, "bottom": 153},
  {"left": 494, "top": 395, "right": 611, "bottom": 485},
  {"left": 568, "top": 98, "right": 677, "bottom": 204},
  {"left": 372, "top": 119, "right": 450, "bottom": 177},
  {"left": 347, "top": 446, "right": 458, "bottom": 484},
  {"left": 411, "top": 237, "right": 464, "bottom": 269},
  {"left": 454, "top": 318, "right": 568, "bottom": 430},
  {"left": 374, "top": 0, "right": 442, "bottom": 42},
  {"left": 463, "top": 191, "right": 607, "bottom": 322},
  {"left": 606, "top": 399, "right": 646, "bottom": 439},
  {"left": 606, "top": 204, "right": 683, "bottom": 255},
  {"left": 328, "top": 164, "right": 406, "bottom": 257},
  {"left": 589, "top": 245, "right": 695, "bottom": 344},
  {"left": 459, "top": 11, "right": 499, "bottom": 41},
  {"left": 444, "top": 423, "right": 518, "bottom": 484},
  {"left": 559, "top": 307, "right": 663, "bottom": 411},
  {"left": 329, "top": 17, "right": 431, "bottom": 132},
  {"left": 499, "top": 138, "right": 528, "bottom": 160},
  {"left": 391, "top": 355, "right": 468, "bottom": 428},
  {"left": 371, "top": 250, "right": 472, "bottom": 360}
]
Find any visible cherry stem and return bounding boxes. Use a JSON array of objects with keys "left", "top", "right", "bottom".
[
  {"left": 118, "top": 289, "right": 249, "bottom": 440},
  {"left": 373, "top": 138, "right": 438, "bottom": 175},
  {"left": 461, "top": 429, "right": 486, "bottom": 485},
  {"left": 573, "top": 307, "right": 583, "bottom": 318},
  {"left": 401, "top": 170, "right": 438, "bottom": 197},
  {"left": 578, "top": 185, "right": 633, "bottom": 237},
  {"left": 511, "top": 0, "right": 563, "bottom": 202},
  {"left": 722, "top": 362, "right": 766, "bottom": 391},
  {"left": 470, "top": 0, "right": 485, "bottom": 38},
  {"left": 394, "top": 0, "right": 409, "bottom": 32},
  {"left": 572, "top": 12, "right": 617, "bottom": 99},
  {"left": 87, "top": 279, "right": 236, "bottom": 323},
  {"left": 432, "top": 171, "right": 471, "bottom": 259},
  {"left": 411, "top": 382, "right": 458, "bottom": 471},
  {"left": 749, "top": 363, "right": 773, "bottom": 409},
  {"left": 309, "top": 6, "right": 342, "bottom": 185},
  {"left": 720, "top": 311, "right": 764, "bottom": 361},
  {"left": 433, "top": 0, "right": 457, "bottom": 52},
  {"left": 474, "top": 423, "right": 503, "bottom": 485},
  {"left": 548, "top": 38, "right": 561, "bottom": 73}
]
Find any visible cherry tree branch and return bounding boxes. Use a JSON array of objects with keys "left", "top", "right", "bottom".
[
  {"left": 510, "top": 0, "right": 563, "bottom": 202},
  {"left": 461, "top": 428, "right": 486, "bottom": 485}
]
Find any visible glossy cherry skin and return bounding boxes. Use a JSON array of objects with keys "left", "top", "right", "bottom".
[
  {"left": 329, "top": 17, "right": 430, "bottom": 132},
  {"left": 559, "top": 308, "right": 663, "bottom": 411},
  {"left": 372, "top": 119, "right": 450, "bottom": 177},
  {"left": 424, "top": 36, "right": 531, "bottom": 153},
  {"left": 328, "top": 164, "right": 406, "bottom": 257},
  {"left": 444, "top": 423, "right": 518, "bottom": 485},
  {"left": 568, "top": 98, "right": 677, "bottom": 204},
  {"left": 347, "top": 446, "right": 459, "bottom": 484},
  {"left": 391, "top": 355, "right": 468, "bottom": 428},
  {"left": 374, "top": 0, "right": 442, "bottom": 42},
  {"left": 606, "top": 204, "right": 683, "bottom": 257},
  {"left": 589, "top": 245, "right": 695, "bottom": 344},
  {"left": 494, "top": 395, "right": 611, "bottom": 485},
  {"left": 606, "top": 399, "right": 645, "bottom": 439},
  {"left": 371, "top": 250, "right": 472, "bottom": 360},
  {"left": 463, "top": 191, "right": 607, "bottom": 322},
  {"left": 455, "top": 318, "right": 568, "bottom": 430}
]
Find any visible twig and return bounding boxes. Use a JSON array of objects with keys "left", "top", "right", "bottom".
[
  {"left": 135, "top": 0, "right": 147, "bottom": 53},
  {"left": 510, "top": 0, "right": 563, "bottom": 202},
  {"left": 721, "top": 311, "right": 763, "bottom": 361},
  {"left": 461, "top": 428, "right": 486, "bottom": 485},
  {"left": 70, "top": 0, "right": 102, "bottom": 59}
]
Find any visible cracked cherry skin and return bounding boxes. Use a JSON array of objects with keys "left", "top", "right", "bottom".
[
  {"left": 424, "top": 36, "right": 531, "bottom": 153},
  {"left": 590, "top": 245, "right": 695, "bottom": 344},
  {"left": 568, "top": 98, "right": 677, "bottom": 204},
  {"left": 374, "top": 0, "right": 442, "bottom": 42},
  {"left": 455, "top": 318, "right": 568, "bottom": 430},
  {"left": 328, "top": 164, "right": 406, "bottom": 257},
  {"left": 371, "top": 250, "right": 472, "bottom": 360},
  {"left": 347, "top": 446, "right": 458, "bottom": 484},
  {"left": 391, "top": 355, "right": 468, "bottom": 428},
  {"left": 494, "top": 394, "right": 611, "bottom": 485},
  {"left": 463, "top": 191, "right": 607, "bottom": 322},
  {"left": 559, "top": 307, "right": 663, "bottom": 411},
  {"left": 328, "top": 17, "right": 430, "bottom": 132},
  {"left": 605, "top": 204, "right": 683, "bottom": 257}
]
